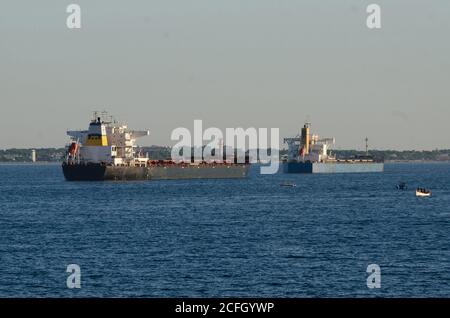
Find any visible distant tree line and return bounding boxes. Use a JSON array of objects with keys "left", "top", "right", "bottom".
[
  {"left": 332, "top": 149, "right": 450, "bottom": 162},
  {"left": 1, "top": 147, "right": 450, "bottom": 162},
  {"left": 0, "top": 148, "right": 65, "bottom": 162}
]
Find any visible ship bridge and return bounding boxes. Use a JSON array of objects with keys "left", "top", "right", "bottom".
[{"left": 65, "top": 112, "right": 150, "bottom": 165}]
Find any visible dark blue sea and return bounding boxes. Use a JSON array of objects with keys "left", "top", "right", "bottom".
[{"left": 0, "top": 163, "right": 449, "bottom": 297}]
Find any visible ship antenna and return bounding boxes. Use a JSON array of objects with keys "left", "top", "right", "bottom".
[
  {"left": 305, "top": 115, "right": 311, "bottom": 127},
  {"left": 101, "top": 110, "right": 108, "bottom": 122},
  {"left": 365, "top": 137, "right": 369, "bottom": 156}
]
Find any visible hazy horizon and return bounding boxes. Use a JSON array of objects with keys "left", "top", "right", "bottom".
[
  {"left": 1, "top": 0, "right": 449, "bottom": 151},
  {"left": 2, "top": 145, "right": 450, "bottom": 152}
]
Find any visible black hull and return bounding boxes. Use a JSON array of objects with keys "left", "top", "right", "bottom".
[
  {"left": 62, "top": 163, "right": 107, "bottom": 181},
  {"left": 62, "top": 163, "right": 249, "bottom": 181}
]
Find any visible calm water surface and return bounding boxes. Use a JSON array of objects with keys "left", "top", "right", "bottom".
[{"left": 0, "top": 163, "right": 449, "bottom": 297}]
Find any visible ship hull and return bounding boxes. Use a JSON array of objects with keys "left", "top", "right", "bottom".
[
  {"left": 62, "top": 163, "right": 249, "bottom": 181},
  {"left": 283, "top": 162, "right": 384, "bottom": 174}
]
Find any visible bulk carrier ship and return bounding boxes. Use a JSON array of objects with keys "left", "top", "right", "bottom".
[
  {"left": 283, "top": 123, "right": 384, "bottom": 173},
  {"left": 62, "top": 113, "right": 249, "bottom": 181}
]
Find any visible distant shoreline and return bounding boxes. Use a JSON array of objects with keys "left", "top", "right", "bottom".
[
  {"left": 1, "top": 147, "right": 450, "bottom": 163},
  {"left": 0, "top": 162, "right": 60, "bottom": 165},
  {"left": 1, "top": 161, "right": 449, "bottom": 165},
  {"left": 385, "top": 160, "right": 450, "bottom": 164}
]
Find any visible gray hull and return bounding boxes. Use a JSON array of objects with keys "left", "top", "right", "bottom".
[
  {"left": 63, "top": 163, "right": 249, "bottom": 181},
  {"left": 283, "top": 162, "right": 384, "bottom": 174}
]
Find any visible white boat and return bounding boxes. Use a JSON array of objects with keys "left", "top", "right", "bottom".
[{"left": 416, "top": 188, "right": 431, "bottom": 197}]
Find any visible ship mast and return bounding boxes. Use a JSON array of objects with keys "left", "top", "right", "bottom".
[{"left": 365, "top": 137, "right": 369, "bottom": 156}]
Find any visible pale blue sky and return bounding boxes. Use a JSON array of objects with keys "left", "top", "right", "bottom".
[{"left": 0, "top": 0, "right": 449, "bottom": 150}]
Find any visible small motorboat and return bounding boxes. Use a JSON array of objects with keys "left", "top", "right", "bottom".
[
  {"left": 280, "top": 182, "right": 297, "bottom": 187},
  {"left": 396, "top": 182, "right": 407, "bottom": 190},
  {"left": 416, "top": 188, "right": 431, "bottom": 197}
]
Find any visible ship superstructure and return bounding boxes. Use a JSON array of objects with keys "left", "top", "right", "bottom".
[
  {"left": 283, "top": 123, "right": 383, "bottom": 173},
  {"left": 284, "top": 123, "right": 336, "bottom": 164},
  {"left": 66, "top": 113, "right": 149, "bottom": 167},
  {"left": 63, "top": 113, "right": 249, "bottom": 181}
]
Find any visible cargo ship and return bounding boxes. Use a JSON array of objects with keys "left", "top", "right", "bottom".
[
  {"left": 283, "top": 123, "right": 384, "bottom": 173},
  {"left": 62, "top": 113, "right": 249, "bottom": 181}
]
